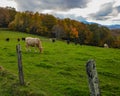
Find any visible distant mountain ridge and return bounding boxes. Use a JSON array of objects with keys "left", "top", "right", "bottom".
[
  {"left": 81, "top": 20, "right": 120, "bottom": 29},
  {"left": 106, "top": 24, "right": 120, "bottom": 29}
]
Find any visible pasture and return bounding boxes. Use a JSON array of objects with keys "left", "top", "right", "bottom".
[{"left": 0, "top": 30, "right": 120, "bottom": 96}]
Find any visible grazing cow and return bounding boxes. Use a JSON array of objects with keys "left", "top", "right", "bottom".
[
  {"left": 25, "top": 37, "right": 43, "bottom": 53},
  {"left": 67, "top": 39, "right": 70, "bottom": 44},
  {"left": 104, "top": 43, "right": 109, "bottom": 48},
  {"left": 22, "top": 37, "right": 25, "bottom": 41},
  {"left": 52, "top": 38, "right": 56, "bottom": 43},
  {"left": 17, "top": 38, "right": 20, "bottom": 42},
  {"left": 6, "top": 38, "right": 10, "bottom": 42}
]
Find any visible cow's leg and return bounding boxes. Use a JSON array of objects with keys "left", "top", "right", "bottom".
[
  {"left": 40, "top": 47, "right": 43, "bottom": 53},
  {"left": 38, "top": 41, "right": 43, "bottom": 53},
  {"left": 26, "top": 44, "right": 31, "bottom": 52},
  {"left": 26, "top": 44, "right": 28, "bottom": 51},
  {"left": 34, "top": 47, "right": 37, "bottom": 52},
  {"left": 34, "top": 45, "right": 37, "bottom": 52}
]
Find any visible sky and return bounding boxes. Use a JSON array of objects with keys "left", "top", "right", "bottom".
[{"left": 0, "top": 0, "right": 120, "bottom": 25}]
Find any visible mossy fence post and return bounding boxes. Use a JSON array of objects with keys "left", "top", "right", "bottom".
[
  {"left": 86, "top": 59, "right": 100, "bottom": 96},
  {"left": 16, "top": 44, "right": 25, "bottom": 85}
]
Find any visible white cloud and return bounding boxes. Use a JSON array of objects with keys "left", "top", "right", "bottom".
[
  {"left": 113, "top": 0, "right": 120, "bottom": 7},
  {"left": 0, "top": 0, "right": 17, "bottom": 9}
]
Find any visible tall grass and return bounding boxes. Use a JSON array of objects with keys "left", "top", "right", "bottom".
[{"left": 0, "top": 30, "right": 120, "bottom": 96}]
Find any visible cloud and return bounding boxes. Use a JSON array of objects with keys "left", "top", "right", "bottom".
[
  {"left": 89, "top": 1, "right": 120, "bottom": 22},
  {"left": 53, "top": 13, "right": 87, "bottom": 22},
  {"left": 89, "top": 2, "right": 114, "bottom": 20},
  {"left": 15, "top": 0, "right": 91, "bottom": 11},
  {"left": 15, "top": 0, "right": 40, "bottom": 11},
  {"left": 116, "top": 6, "right": 120, "bottom": 12}
]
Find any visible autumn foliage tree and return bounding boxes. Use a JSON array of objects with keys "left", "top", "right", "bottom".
[
  {"left": 70, "top": 27, "right": 78, "bottom": 38},
  {"left": 0, "top": 7, "right": 16, "bottom": 27},
  {"left": 87, "top": 24, "right": 114, "bottom": 47}
]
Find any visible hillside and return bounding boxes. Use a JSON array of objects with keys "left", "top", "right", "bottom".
[{"left": 0, "top": 30, "right": 120, "bottom": 96}]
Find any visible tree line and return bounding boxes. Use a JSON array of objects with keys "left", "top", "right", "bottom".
[{"left": 0, "top": 7, "right": 120, "bottom": 48}]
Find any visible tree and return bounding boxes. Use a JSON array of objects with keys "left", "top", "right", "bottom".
[
  {"left": 42, "top": 14, "right": 57, "bottom": 36},
  {"left": 70, "top": 27, "right": 78, "bottom": 38},
  {"left": 29, "top": 12, "right": 42, "bottom": 34},
  {"left": 87, "top": 24, "right": 112, "bottom": 46},
  {"left": 0, "top": 7, "right": 16, "bottom": 27}
]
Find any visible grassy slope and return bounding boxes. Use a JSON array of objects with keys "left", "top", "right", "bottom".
[{"left": 0, "top": 30, "right": 120, "bottom": 96}]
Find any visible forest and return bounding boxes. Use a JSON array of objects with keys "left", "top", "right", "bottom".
[{"left": 0, "top": 7, "right": 120, "bottom": 48}]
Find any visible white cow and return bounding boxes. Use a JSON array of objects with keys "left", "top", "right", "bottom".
[
  {"left": 104, "top": 43, "right": 109, "bottom": 48},
  {"left": 25, "top": 37, "right": 43, "bottom": 53}
]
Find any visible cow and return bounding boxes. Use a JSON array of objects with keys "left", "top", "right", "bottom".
[
  {"left": 104, "top": 43, "right": 109, "bottom": 48},
  {"left": 21, "top": 37, "right": 25, "bottom": 41},
  {"left": 67, "top": 39, "right": 70, "bottom": 44},
  {"left": 52, "top": 38, "right": 56, "bottom": 43},
  {"left": 17, "top": 38, "right": 20, "bottom": 42},
  {"left": 25, "top": 37, "right": 43, "bottom": 53},
  {"left": 6, "top": 38, "right": 10, "bottom": 42}
]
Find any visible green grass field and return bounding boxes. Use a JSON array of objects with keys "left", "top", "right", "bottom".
[{"left": 0, "top": 30, "right": 120, "bottom": 96}]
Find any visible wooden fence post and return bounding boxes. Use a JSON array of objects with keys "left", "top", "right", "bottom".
[
  {"left": 86, "top": 59, "right": 100, "bottom": 96},
  {"left": 16, "top": 44, "right": 24, "bottom": 85}
]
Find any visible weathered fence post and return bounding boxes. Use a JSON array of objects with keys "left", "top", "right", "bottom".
[
  {"left": 16, "top": 44, "right": 24, "bottom": 85},
  {"left": 86, "top": 59, "right": 100, "bottom": 96}
]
